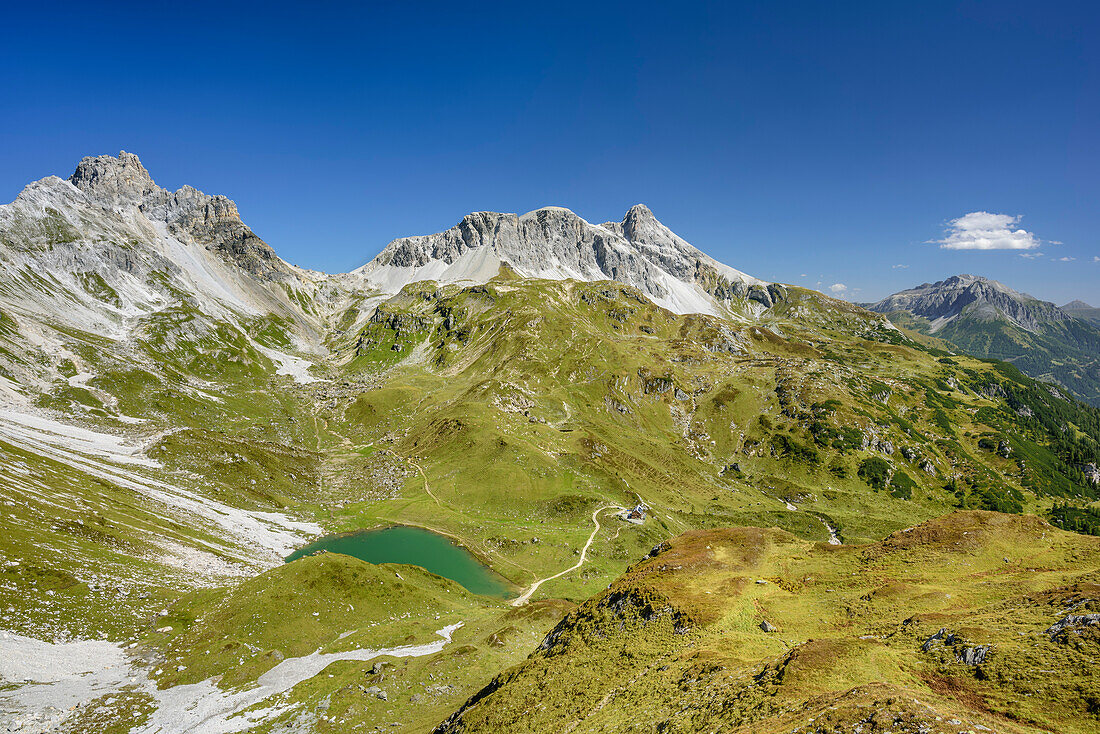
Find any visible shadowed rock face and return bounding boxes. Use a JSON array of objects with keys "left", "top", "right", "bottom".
[
  {"left": 864, "top": 274, "right": 1069, "bottom": 333},
  {"left": 69, "top": 151, "right": 291, "bottom": 281}
]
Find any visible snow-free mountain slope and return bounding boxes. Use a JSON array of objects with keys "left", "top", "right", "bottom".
[
  {"left": 435, "top": 511, "right": 1100, "bottom": 734},
  {"left": 863, "top": 274, "right": 1069, "bottom": 333},
  {"left": 1063, "top": 299, "right": 1100, "bottom": 326},
  {"left": 865, "top": 274, "right": 1100, "bottom": 406}
]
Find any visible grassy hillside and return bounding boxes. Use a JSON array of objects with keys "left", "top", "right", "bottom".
[
  {"left": 1063, "top": 302, "right": 1100, "bottom": 326},
  {"left": 4, "top": 269, "right": 1100, "bottom": 733},
  {"left": 321, "top": 274, "right": 1100, "bottom": 597},
  {"left": 437, "top": 511, "right": 1100, "bottom": 734},
  {"left": 883, "top": 308, "right": 1100, "bottom": 407}
]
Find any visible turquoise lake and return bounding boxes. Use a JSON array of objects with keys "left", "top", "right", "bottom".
[{"left": 285, "top": 525, "right": 513, "bottom": 599}]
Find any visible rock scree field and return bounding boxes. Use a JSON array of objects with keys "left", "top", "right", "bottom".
[{"left": 0, "top": 152, "right": 1098, "bottom": 733}]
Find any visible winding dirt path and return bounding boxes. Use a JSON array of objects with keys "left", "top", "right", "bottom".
[
  {"left": 405, "top": 456, "right": 441, "bottom": 506},
  {"left": 510, "top": 504, "right": 622, "bottom": 607}
]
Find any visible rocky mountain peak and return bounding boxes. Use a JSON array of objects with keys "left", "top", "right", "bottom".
[
  {"left": 69, "top": 150, "right": 156, "bottom": 208},
  {"left": 63, "top": 151, "right": 291, "bottom": 281},
  {"left": 934, "top": 274, "right": 1020, "bottom": 296},
  {"left": 358, "top": 204, "right": 769, "bottom": 315},
  {"left": 1063, "top": 299, "right": 1094, "bottom": 310},
  {"left": 622, "top": 202, "right": 656, "bottom": 225},
  {"left": 866, "top": 273, "right": 1067, "bottom": 333},
  {"left": 619, "top": 203, "right": 676, "bottom": 246}
]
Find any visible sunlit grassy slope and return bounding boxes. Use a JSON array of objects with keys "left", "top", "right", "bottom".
[
  {"left": 318, "top": 273, "right": 1100, "bottom": 600},
  {"left": 883, "top": 307, "right": 1100, "bottom": 407},
  {"left": 5, "top": 266, "right": 1100, "bottom": 733},
  {"left": 436, "top": 511, "right": 1100, "bottom": 734}
]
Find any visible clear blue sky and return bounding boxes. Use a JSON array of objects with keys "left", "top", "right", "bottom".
[{"left": 3, "top": 1, "right": 1098, "bottom": 304}]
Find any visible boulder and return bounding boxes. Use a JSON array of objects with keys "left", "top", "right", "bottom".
[
  {"left": 1046, "top": 613, "right": 1100, "bottom": 638},
  {"left": 958, "top": 645, "right": 990, "bottom": 666}
]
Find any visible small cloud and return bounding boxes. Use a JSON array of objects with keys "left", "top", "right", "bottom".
[
  {"left": 1020, "top": 252, "right": 1044, "bottom": 259},
  {"left": 1094, "top": 256, "right": 1100, "bottom": 263},
  {"left": 934, "top": 211, "right": 1041, "bottom": 250},
  {"left": 892, "top": 264, "right": 909, "bottom": 269},
  {"left": 829, "top": 283, "right": 847, "bottom": 295},
  {"left": 1057, "top": 256, "right": 1076, "bottom": 262},
  {"left": 800, "top": 273, "right": 807, "bottom": 277}
]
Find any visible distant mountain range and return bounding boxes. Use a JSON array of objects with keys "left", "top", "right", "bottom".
[
  {"left": 1063, "top": 299, "right": 1100, "bottom": 326},
  {"left": 863, "top": 275, "right": 1100, "bottom": 405}
]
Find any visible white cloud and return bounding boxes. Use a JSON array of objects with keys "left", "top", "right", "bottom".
[
  {"left": 935, "top": 211, "right": 1041, "bottom": 250},
  {"left": 1020, "top": 252, "right": 1044, "bottom": 259},
  {"left": 1094, "top": 256, "right": 1100, "bottom": 263},
  {"left": 892, "top": 264, "right": 909, "bottom": 269},
  {"left": 800, "top": 273, "right": 807, "bottom": 277},
  {"left": 1057, "top": 256, "right": 1076, "bottom": 262},
  {"left": 829, "top": 283, "right": 847, "bottom": 294}
]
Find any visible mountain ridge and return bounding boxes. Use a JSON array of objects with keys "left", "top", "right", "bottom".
[
  {"left": 12, "top": 151, "right": 784, "bottom": 322},
  {"left": 353, "top": 202, "right": 780, "bottom": 316},
  {"left": 865, "top": 274, "right": 1100, "bottom": 406},
  {"left": 68, "top": 150, "right": 296, "bottom": 282},
  {"left": 0, "top": 151, "right": 884, "bottom": 413},
  {"left": 862, "top": 273, "right": 1070, "bottom": 333}
]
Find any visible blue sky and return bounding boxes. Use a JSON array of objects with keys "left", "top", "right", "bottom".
[{"left": 2, "top": 1, "right": 1098, "bottom": 304}]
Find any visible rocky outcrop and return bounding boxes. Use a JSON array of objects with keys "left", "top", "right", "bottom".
[
  {"left": 957, "top": 645, "right": 990, "bottom": 665},
  {"left": 1081, "top": 464, "right": 1100, "bottom": 485},
  {"left": 1046, "top": 613, "right": 1100, "bottom": 638},
  {"left": 921, "top": 628, "right": 954, "bottom": 652},
  {"left": 69, "top": 150, "right": 157, "bottom": 207},
  {"left": 921, "top": 627, "right": 991, "bottom": 666},
  {"left": 537, "top": 586, "right": 693, "bottom": 655},
  {"left": 69, "top": 151, "right": 292, "bottom": 281}
]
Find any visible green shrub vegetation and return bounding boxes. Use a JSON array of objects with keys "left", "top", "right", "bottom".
[{"left": 858, "top": 456, "right": 891, "bottom": 490}]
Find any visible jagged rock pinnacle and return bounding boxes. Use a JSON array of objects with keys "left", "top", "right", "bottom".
[{"left": 69, "top": 150, "right": 157, "bottom": 208}]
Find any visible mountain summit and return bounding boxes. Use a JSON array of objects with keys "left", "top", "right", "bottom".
[
  {"left": 67, "top": 150, "right": 292, "bottom": 281},
  {"left": 354, "top": 203, "right": 782, "bottom": 316},
  {"left": 0, "top": 151, "right": 818, "bottom": 406},
  {"left": 7, "top": 151, "right": 788, "bottom": 322},
  {"left": 1063, "top": 299, "right": 1100, "bottom": 326},
  {"left": 866, "top": 274, "right": 1100, "bottom": 405},
  {"left": 864, "top": 274, "right": 1068, "bottom": 333}
]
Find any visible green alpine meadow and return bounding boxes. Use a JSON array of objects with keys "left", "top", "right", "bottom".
[{"left": 1, "top": 151, "right": 1097, "bottom": 733}]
